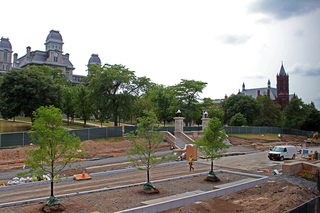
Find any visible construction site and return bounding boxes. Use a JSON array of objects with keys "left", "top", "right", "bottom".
[{"left": 0, "top": 129, "right": 319, "bottom": 213}]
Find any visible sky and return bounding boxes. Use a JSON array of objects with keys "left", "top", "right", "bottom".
[{"left": 1, "top": 0, "right": 320, "bottom": 109}]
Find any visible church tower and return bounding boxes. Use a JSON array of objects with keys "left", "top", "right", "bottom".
[
  {"left": 276, "top": 62, "right": 289, "bottom": 110},
  {"left": 0, "top": 37, "right": 12, "bottom": 73}
]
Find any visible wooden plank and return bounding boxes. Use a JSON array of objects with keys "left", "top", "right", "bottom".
[{"left": 74, "top": 173, "right": 92, "bottom": 181}]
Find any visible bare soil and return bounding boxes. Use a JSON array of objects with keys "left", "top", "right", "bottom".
[
  {"left": 0, "top": 138, "right": 171, "bottom": 172},
  {"left": 161, "top": 181, "right": 320, "bottom": 213}
]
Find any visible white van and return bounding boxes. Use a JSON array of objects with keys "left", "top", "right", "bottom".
[{"left": 268, "top": 145, "right": 297, "bottom": 161}]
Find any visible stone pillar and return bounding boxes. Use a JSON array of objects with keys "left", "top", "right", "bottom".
[
  {"left": 201, "top": 111, "right": 210, "bottom": 130},
  {"left": 202, "top": 118, "right": 210, "bottom": 130},
  {"left": 174, "top": 117, "right": 184, "bottom": 135}
]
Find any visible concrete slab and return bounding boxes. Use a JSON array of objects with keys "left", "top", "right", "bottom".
[
  {"left": 141, "top": 190, "right": 204, "bottom": 205},
  {"left": 214, "top": 178, "right": 256, "bottom": 188}
]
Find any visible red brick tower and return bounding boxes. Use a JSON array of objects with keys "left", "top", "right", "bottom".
[{"left": 276, "top": 62, "right": 289, "bottom": 110}]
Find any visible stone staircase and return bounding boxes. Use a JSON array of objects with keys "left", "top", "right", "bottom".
[{"left": 175, "top": 137, "right": 188, "bottom": 149}]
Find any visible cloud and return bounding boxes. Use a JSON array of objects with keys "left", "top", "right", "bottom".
[
  {"left": 242, "top": 72, "right": 265, "bottom": 79},
  {"left": 217, "top": 34, "right": 252, "bottom": 45},
  {"left": 255, "top": 18, "right": 272, "bottom": 24},
  {"left": 290, "top": 62, "right": 320, "bottom": 76},
  {"left": 248, "top": 0, "right": 320, "bottom": 20},
  {"left": 294, "top": 29, "right": 304, "bottom": 37}
]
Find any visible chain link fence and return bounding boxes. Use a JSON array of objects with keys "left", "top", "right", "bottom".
[
  {"left": 0, "top": 126, "right": 123, "bottom": 148},
  {"left": 0, "top": 125, "right": 313, "bottom": 148}
]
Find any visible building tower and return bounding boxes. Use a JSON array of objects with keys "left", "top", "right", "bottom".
[
  {"left": 44, "top": 30, "right": 64, "bottom": 66},
  {"left": 0, "top": 37, "right": 12, "bottom": 73},
  {"left": 276, "top": 62, "right": 289, "bottom": 110},
  {"left": 87, "top": 54, "right": 101, "bottom": 75}
]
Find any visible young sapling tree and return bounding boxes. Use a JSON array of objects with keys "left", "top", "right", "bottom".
[
  {"left": 194, "top": 118, "right": 229, "bottom": 180},
  {"left": 19, "top": 106, "right": 85, "bottom": 206},
  {"left": 126, "top": 110, "right": 176, "bottom": 191}
]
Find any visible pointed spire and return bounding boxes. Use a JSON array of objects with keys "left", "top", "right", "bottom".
[
  {"left": 268, "top": 79, "right": 271, "bottom": 88},
  {"left": 279, "top": 61, "right": 286, "bottom": 76},
  {"left": 242, "top": 82, "right": 245, "bottom": 91}
]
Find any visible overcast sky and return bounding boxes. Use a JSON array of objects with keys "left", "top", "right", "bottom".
[{"left": 2, "top": 0, "right": 320, "bottom": 109}]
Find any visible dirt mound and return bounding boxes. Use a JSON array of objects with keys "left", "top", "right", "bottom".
[
  {"left": 162, "top": 182, "right": 320, "bottom": 213},
  {"left": 0, "top": 138, "right": 171, "bottom": 171}
]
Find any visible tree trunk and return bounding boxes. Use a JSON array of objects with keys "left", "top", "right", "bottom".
[
  {"left": 51, "top": 162, "right": 54, "bottom": 197},
  {"left": 147, "top": 168, "right": 150, "bottom": 183},
  {"left": 114, "top": 117, "right": 118, "bottom": 126},
  {"left": 211, "top": 159, "right": 214, "bottom": 173}
]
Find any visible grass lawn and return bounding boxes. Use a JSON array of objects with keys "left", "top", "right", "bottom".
[
  {"left": 229, "top": 133, "right": 280, "bottom": 141},
  {"left": 72, "top": 118, "right": 128, "bottom": 127},
  {"left": 0, "top": 119, "right": 31, "bottom": 133}
]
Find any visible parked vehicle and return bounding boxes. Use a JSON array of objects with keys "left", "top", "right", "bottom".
[{"left": 268, "top": 145, "right": 297, "bottom": 161}]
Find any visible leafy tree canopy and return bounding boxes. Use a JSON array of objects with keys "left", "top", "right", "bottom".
[
  {"left": 284, "top": 98, "right": 309, "bottom": 130},
  {"left": 300, "top": 102, "right": 320, "bottom": 132},
  {"left": 221, "top": 94, "right": 261, "bottom": 126},
  {"left": 230, "top": 112, "right": 247, "bottom": 126},
  {"left": 255, "top": 96, "right": 282, "bottom": 127},
  {"left": 147, "top": 84, "right": 177, "bottom": 126},
  {"left": 74, "top": 84, "right": 94, "bottom": 127},
  {"left": 172, "top": 79, "right": 207, "bottom": 126},
  {"left": 88, "top": 64, "right": 151, "bottom": 126},
  {"left": 0, "top": 66, "right": 62, "bottom": 121}
]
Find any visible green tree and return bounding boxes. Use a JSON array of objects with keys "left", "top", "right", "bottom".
[
  {"left": 88, "top": 64, "right": 151, "bottom": 126},
  {"left": 173, "top": 79, "right": 207, "bottom": 126},
  {"left": 148, "top": 84, "right": 177, "bottom": 126},
  {"left": 62, "top": 84, "right": 76, "bottom": 125},
  {"left": 0, "top": 67, "right": 62, "bottom": 122},
  {"left": 255, "top": 96, "right": 282, "bottom": 127},
  {"left": 221, "top": 94, "right": 261, "bottom": 126},
  {"left": 20, "top": 106, "right": 84, "bottom": 205},
  {"left": 194, "top": 118, "right": 228, "bottom": 179},
  {"left": 126, "top": 110, "right": 176, "bottom": 190},
  {"left": 300, "top": 102, "right": 320, "bottom": 132},
  {"left": 230, "top": 112, "right": 247, "bottom": 126},
  {"left": 284, "top": 98, "right": 308, "bottom": 130},
  {"left": 132, "top": 96, "right": 154, "bottom": 121},
  {"left": 208, "top": 105, "right": 224, "bottom": 124},
  {"left": 75, "top": 84, "right": 94, "bottom": 127},
  {"left": 27, "top": 65, "right": 66, "bottom": 86}
]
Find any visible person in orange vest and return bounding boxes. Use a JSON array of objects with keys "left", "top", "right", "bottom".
[{"left": 189, "top": 154, "right": 194, "bottom": 171}]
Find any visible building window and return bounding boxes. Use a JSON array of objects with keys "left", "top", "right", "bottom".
[
  {"left": 54, "top": 56, "right": 58, "bottom": 62},
  {"left": 4, "top": 52, "right": 7, "bottom": 62},
  {"left": 66, "top": 72, "right": 69, "bottom": 80}
]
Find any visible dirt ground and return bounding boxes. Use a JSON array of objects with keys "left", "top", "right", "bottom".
[
  {"left": 228, "top": 134, "right": 307, "bottom": 147},
  {"left": 0, "top": 138, "right": 171, "bottom": 172},
  {"left": 161, "top": 181, "right": 320, "bottom": 213}
]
